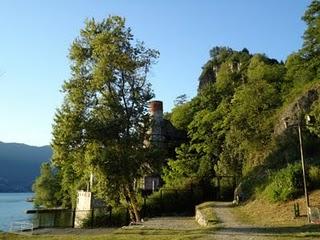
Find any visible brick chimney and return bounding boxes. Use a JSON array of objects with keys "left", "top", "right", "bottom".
[
  {"left": 148, "top": 100, "right": 164, "bottom": 144},
  {"left": 149, "top": 100, "right": 163, "bottom": 121}
]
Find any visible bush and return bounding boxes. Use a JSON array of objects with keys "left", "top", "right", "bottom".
[
  {"left": 217, "top": 178, "right": 235, "bottom": 200},
  {"left": 142, "top": 186, "right": 206, "bottom": 217},
  {"left": 309, "top": 165, "right": 320, "bottom": 188},
  {"left": 263, "top": 163, "right": 303, "bottom": 202}
]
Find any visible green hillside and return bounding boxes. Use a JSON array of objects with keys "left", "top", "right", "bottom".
[{"left": 163, "top": 0, "right": 320, "bottom": 203}]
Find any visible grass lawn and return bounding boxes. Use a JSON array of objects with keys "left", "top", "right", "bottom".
[
  {"left": 233, "top": 190, "right": 320, "bottom": 227},
  {"left": 0, "top": 227, "right": 218, "bottom": 240},
  {"left": 231, "top": 190, "right": 320, "bottom": 239}
]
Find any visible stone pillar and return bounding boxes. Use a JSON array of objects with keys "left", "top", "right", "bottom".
[{"left": 74, "top": 191, "right": 92, "bottom": 228}]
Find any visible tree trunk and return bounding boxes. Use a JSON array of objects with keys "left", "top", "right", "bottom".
[{"left": 126, "top": 185, "right": 141, "bottom": 222}]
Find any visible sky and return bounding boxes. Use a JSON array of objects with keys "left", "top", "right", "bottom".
[{"left": 0, "top": 0, "right": 312, "bottom": 146}]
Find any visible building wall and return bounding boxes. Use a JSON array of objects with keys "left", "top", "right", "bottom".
[
  {"left": 76, "top": 191, "right": 92, "bottom": 210},
  {"left": 144, "top": 176, "right": 160, "bottom": 191}
]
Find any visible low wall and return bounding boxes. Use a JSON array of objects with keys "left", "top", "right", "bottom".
[
  {"left": 195, "top": 207, "right": 208, "bottom": 226},
  {"left": 195, "top": 202, "right": 215, "bottom": 227},
  {"left": 26, "top": 209, "right": 75, "bottom": 228}
]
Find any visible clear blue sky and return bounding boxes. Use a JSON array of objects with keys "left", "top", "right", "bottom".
[{"left": 0, "top": 0, "right": 311, "bottom": 146}]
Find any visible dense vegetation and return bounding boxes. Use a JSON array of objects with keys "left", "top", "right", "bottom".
[
  {"left": 34, "top": 0, "right": 320, "bottom": 224},
  {"left": 163, "top": 0, "right": 320, "bottom": 202}
]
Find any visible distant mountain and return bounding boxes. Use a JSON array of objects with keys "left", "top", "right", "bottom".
[{"left": 0, "top": 142, "right": 52, "bottom": 192}]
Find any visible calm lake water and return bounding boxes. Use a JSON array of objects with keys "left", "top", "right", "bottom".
[{"left": 0, "top": 192, "right": 33, "bottom": 231}]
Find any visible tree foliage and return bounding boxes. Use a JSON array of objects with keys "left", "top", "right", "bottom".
[
  {"left": 35, "top": 16, "right": 159, "bottom": 221},
  {"left": 163, "top": 1, "right": 320, "bottom": 202},
  {"left": 32, "top": 163, "right": 61, "bottom": 208}
]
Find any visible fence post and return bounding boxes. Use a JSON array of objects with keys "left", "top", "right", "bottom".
[
  {"left": 175, "top": 189, "right": 179, "bottom": 212},
  {"left": 160, "top": 189, "right": 163, "bottom": 214},
  {"left": 143, "top": 196, "right": 147, "bottom": 218},
  {"left": 53, "top": 211, "right": 57, "bottom": 227},
  {"left": 126, "top": 208, "right": 130, "bottom": 225},
  {"left": 72, "top": 208, "right": 76, "bottom": 228},
  {"left": 293, "top": 203, "right": 300, "bottom": 218},
  {"left": 109, "top": 207, "right": 112, "bottom": 226},
  {"left": 91, "top": 209, "right": 94, "bottom": 228},
  {"left": 217, "top": 177, "right": 221, "bottom": 200},
  {"left": 190, "top": 184, "right": 194, "bottom": 211},
  {"left": 38, "top": 213, "right": 41, "bottom": 228}
]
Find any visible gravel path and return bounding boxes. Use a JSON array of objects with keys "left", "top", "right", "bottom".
[
  {"left": 213, "top": 202, "right": 266, "bottom": 240},
  {"left": 141, "top": 216, "right": 200, "bottom": 229}
]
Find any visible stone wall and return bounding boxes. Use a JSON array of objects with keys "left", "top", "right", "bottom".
[{"left": 195, "top": 205, "right": 209, "bottom": 227}]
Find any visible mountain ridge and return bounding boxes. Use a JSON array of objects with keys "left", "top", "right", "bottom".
[{"left": 0, "top": 141, "right": 52, "bottom": 192}]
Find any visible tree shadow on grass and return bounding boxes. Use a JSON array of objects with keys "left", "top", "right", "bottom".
[
  {"left": 216, "top": 224, "right": 320, "bottom": 238},
  {"left": 113, "top": 226, "right": 219, "bottom": 236}
]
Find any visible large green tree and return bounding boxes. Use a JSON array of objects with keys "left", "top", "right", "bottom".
[
  {"left": 49, "top": 16, "right": 159, "bottom": 222},
  {"left": 301, "top": 0, "right": 320, "bottom": 61},
  {"left": 285, "top": 0, "right": 320, "bottom": 87}
]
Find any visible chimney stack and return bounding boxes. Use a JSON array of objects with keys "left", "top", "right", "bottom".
[{"left": 149, "top": 100, "right": 163, "bottom": 121}]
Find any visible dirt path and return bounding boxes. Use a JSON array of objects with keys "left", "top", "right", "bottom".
[
  {"left": 141, "top": 216, "right": 200, "bottom": 229},
  {"left": 213, "top": 201, "right": 266, "bottom": 240},
  {"left": 213, "top": 202, "right": 317, "bottom": 240}
]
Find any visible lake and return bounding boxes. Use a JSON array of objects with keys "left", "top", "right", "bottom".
[{"left": 0, "top": 192, "right": 33, "bottom": 231}]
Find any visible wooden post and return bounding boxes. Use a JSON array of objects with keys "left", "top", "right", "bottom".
[{"left": 293, "top": 203, "right": 300, "bottom": 218}]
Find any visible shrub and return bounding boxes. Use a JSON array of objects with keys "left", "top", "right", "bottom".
[
  {"left": 142, "top": 186, "right": 205, "bottom": 217},
  {"left": 309, "top": 165, "right": 320, "bottom": 188},
  {"left": 264, "top": 163, "right": 303, "bottom": 202}
]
